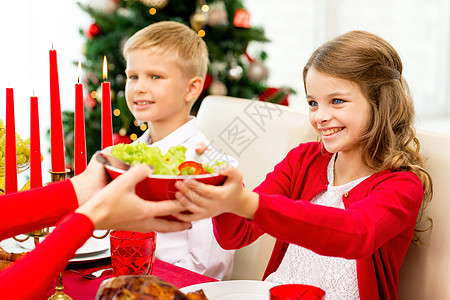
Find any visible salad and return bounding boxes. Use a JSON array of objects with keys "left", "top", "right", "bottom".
[{"left": 110, "top": 142, "right": 224, "bottom": 176}]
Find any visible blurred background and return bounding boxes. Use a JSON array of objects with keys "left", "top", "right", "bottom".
[{"left": 0, "top": 0, "right": 449, "bottom": 185}]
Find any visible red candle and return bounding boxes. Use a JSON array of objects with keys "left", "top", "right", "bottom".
[
  {"left": 74, "top": 61, "right": 87, "bottom": 175},
  {"left": 49, "top": 48, "right": 66, "bottom": 172},
  {"left": 30, "top": 93, "right": 43, "bottom": 189},
  {"left": 5, "top": 88, "right": 17, "bottom": 194},
  {"left": 101, "top": 55, "right": 113, "bottom": 149}
]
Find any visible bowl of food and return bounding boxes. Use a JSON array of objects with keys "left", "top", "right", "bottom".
[{"left": 103, "top": 143, "right": 237, "bottom": 201}]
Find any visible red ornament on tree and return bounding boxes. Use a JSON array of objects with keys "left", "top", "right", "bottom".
[
  {"left": 113, "top": 133, "right": 132, "bottom": 145},
  {"left": 258, "top": 87, "right": 290, "bottom": 106},
  {"left": 85, "top": 93, "right": 97, "bottom": 110},
  {"left": 84, "top": 23, "right": 101, "bottom": 39},
  {"left": 202, "top": 73, "right": 213, "bottom": 93},
  {"left": 233, "top": 9, "right": 251, "bottom": 28}
]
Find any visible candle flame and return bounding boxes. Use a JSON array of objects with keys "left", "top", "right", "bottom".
[
  {"left": 77, "top": 61, "right": 82, "bottom": 83},
  {"left": 102, "top": 56, "right": 108, "bottom": 80}
]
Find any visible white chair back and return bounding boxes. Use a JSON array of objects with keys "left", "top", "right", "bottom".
[
  {"left": 398, "top": 130, "right": 450, "bottom": 299},
  {"left": 196, "top": 95, "right": 317, "bottom": 280}
]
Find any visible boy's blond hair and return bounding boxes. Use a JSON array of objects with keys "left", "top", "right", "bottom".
[{"left": 123, "top": 21, "right": 209, "bottom": 80}]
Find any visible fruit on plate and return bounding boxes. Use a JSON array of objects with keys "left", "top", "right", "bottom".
[{"left": 0, "top": 118, "right": 31, "bottom": 168}]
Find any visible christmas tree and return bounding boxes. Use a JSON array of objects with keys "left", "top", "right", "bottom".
[{"left": 62, "top": 0, "right": 294, "bottom": 169}]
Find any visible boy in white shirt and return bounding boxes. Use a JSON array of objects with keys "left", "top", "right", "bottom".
[{"left": 122, "top": 21, "right": 234, "bottom": 280}]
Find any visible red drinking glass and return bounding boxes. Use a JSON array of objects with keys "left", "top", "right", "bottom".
[
  {"left": 270, "top": 284, "right": 325, "bottom": 300},
  {"left": 110, "top": 230, "right": 157, "bottom": 276}
]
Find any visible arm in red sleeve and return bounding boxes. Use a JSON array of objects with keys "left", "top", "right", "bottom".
[
  {"left": 212, "top": 146, "right": 302, "bottom": 250},
  {"left": 0, "top": 212, "right": 94, "bottom": 300},
  {"left": 0, "top": 180, "right": 79, "bottom": 240},
  {"left": 213, "top": 213, "right": 264, "bottom": 250},
  {"left": 253, "top": 171, "right": 424, "bottom": 259}
]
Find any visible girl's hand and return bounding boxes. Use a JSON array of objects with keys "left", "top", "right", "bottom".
[{"left": 172, "top": 167, "right": 259, "bottom": 222}]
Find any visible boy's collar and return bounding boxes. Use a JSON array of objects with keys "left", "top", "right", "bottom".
[{"left": 142, "top": 116, "right": 197, "bottom": 153}]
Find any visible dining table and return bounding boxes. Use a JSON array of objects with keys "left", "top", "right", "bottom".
[{"left": 44, "top": 257, "right": 218, "bottom": 299}]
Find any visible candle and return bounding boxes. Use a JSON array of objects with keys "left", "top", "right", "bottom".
[
  {"left": 30, "top": 93, "right": 43, "bottom": 188},
  {"left": 5, "top": 88, "right": 17, "bottom": 194},
  {"left": 49, "top": 47, "right": 66, "bottom": 172},
  {"left": 74, "top": 61, "right": 87, "bottom": 175},
  {"left": 101, "top": 55, "right": 113, "bottom": 149}
]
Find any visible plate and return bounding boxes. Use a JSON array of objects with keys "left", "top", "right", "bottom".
[
  {"left": 180, "top": 280, "right": 279, "bottom": 300},
  {"left": 10, "top": 229, "right": 110, "bottom": 255},
  {"left": 69, "top": 248, "right": 110, "bottom": 264},
  {"left": 0, "top": 230, "right": 111, "bottom": 263}
]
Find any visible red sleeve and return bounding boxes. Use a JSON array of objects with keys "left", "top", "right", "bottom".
[
  {"left": 0, "top": 212, "right": 94, "bottom": 300},
  {"left": 212, "top": 213, "right": 264, "bottom": 250},
  {"left": 0, "top": 180, "right": 79, "bottom": 240},
  {"left": 253, "top": 171, "right": 423, "bottom": 259},
  {"left": 212, "top": 146, "right": 299, "bottom": 250}
]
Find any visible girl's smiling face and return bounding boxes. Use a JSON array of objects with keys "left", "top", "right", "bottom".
[{"left": 305, "top": 67, "right": 372, "bottom": 156}]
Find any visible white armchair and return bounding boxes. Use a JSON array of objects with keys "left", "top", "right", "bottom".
[
  {"left": 196, "top": 95, "right": 317, "bottom": 280},
  {"left": 398, "top": 130, "right": 450, "bottom": 299}
]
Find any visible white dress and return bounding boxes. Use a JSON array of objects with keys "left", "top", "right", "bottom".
[
  {"left": 265, "top": 154, "right": 368, "bottom": 299},
  {"left": 134, "top": 117, "right": 235, "bottom": 280}
]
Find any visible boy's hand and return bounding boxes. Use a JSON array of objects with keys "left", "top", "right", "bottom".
[{"left": 195, "top": 142, "right": 209, "bottom": 154}]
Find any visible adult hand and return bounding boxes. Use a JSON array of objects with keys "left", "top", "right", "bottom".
[
  {"left": 75, "top": 164, "right": 191, "bottom": 233},
  {"left": 70, "top": 151, "right": 111, "bottom": 207},
  {"left": 172, "top": 167, "right": 259, "bottom": 222}
]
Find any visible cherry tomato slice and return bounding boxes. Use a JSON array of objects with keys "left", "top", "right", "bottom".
[{"left": 178, "top": 161, "right": 206, "bottom": 175}]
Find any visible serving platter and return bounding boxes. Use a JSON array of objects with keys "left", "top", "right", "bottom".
[{"left": 180, "top": 280, "right": 279, "bottom": 300}]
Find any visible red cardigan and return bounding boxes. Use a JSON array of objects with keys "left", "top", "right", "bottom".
[
  {"left": 0, "top": 180, "right": 94, "bottom": 300},
  {"left": 213, "top": 142, "right": 423, "bottom": 300}
]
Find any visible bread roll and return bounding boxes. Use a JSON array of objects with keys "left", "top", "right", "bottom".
[
  {"left": 0, "top": 246, "right": 26, "bottom": 271},
  {"left": 0, "top": 260, "right": 12, "bottom": 271}
]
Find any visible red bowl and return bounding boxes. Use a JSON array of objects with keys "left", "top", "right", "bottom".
[
  {"left": 270, "top": 284, "right": 325, "bottom": 300},
  {"left": 105, "top": 165, "right": 228, "bottom": 201}
]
